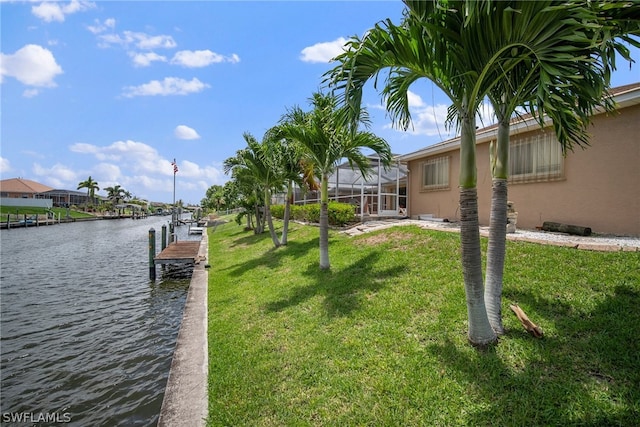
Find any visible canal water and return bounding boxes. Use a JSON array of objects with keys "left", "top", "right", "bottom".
[{"left": 0, "top": 216, "right": 201, "bottom": 426}]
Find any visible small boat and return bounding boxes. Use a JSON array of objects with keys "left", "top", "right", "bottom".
[{"left": 188, "top": 225, "right": 204, "bottom": 234}]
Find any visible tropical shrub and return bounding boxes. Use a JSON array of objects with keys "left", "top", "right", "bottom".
[{"left": 271, "top": 202, "right": 355, "bottom": 226}]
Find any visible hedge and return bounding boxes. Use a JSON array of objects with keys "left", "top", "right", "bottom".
[{"left": 270, "top": 202, "right": 356, "bottom": 226}]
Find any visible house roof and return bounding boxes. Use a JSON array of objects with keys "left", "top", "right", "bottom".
[
  {"left": 399, "top": 82, "right": 640, "bottom": 161},
  {"left": 0, "top": 178, "right": 54, "bottom": 194}
]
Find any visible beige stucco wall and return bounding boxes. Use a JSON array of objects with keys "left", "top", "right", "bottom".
[{"left": 408, "top": 103, "right": 640, "bottom": 236}]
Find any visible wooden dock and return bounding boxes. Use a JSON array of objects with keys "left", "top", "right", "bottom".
[{"left": 155, "top": 241, "right": 202, "bottom": 265}]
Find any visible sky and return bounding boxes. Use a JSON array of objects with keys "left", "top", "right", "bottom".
[{"left": 1, "top": 1, "right": 639, "bottom": 205}]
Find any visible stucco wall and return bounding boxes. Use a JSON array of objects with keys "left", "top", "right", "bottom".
[{"left": 408, "top": 103, "right": 640, "bottom": 236}]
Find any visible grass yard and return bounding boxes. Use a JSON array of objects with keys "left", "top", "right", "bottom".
[
  {"left": 0, "top": 205, "right": 95, "bottom": 220},
  {"left": 207, "top": 220, "right": 639, "bottom": 426}
]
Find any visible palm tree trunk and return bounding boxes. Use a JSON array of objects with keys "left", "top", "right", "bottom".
[
  {"left": 460, "top": 188, "right": 496, "bottom": 346},
  {"left": 319, "top": 174, "right": 330, "bottom": 270},
  {"left": 253, "top": 202, "right": 262, "bottom": 234},
  {"left": 484, "top": 178, "right": 507, "bottom": 334},
  {"left": 485, "top": 119, "right": 510, "bottom": 335},
  {"left": 459, "top": 112, "right": 496, "bottom": 346},
  {"left": 264, "top": 188, "right": 281, "bottom": 248},
  {"left": 246, "top": 212, "right": 252, "bottom": 230},
  {"left": 281, "top": 181, "right": 292, "bottom": 246}
]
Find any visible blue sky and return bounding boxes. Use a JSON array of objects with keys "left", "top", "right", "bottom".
[{"left": 1, "top": 1, "right": 639, "bottom": 205}]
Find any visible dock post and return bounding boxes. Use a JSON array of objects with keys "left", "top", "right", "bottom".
[
  {"left": 24, "top": 214, "right": 28, "bottom": 228},
  {"left": 161, "top": 224, "right": 168, "bottom": 250},
  {"left": 149, "top": 228, "right": 156, "bottom": 281}
]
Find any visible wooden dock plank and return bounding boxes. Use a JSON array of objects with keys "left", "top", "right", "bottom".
[{"left": 155, "top": 241, "right": 202, "bottom": 265}]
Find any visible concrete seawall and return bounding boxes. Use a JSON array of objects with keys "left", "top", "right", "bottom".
[{"left": 158, "top": 231, "right": 208, "bottom": 426}]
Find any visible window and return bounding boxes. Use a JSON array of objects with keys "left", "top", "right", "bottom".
[
  {"left": 421, "top": 156, "right": 449, "bottom": 190},
  {"left": 509, "top": 133, "right": 563, "bottom": 183}
]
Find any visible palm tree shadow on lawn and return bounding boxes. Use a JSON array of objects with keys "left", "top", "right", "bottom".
[
  {"left": 426, "top": 285, "right": 640, "bottom": 426},
  {"left": 223, "top": 233, "right": 317, "bottom": 278},
  {"left": 265, "top": 251, "right": 405, "bottom": 318}
]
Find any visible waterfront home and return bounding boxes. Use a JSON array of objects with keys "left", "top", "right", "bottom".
[{"left": 398, "top": 82, "right": 640, "bottom": 236}]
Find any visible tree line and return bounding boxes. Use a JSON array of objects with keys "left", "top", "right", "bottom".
[{"left": 77, "top": 176, "right": 153, "bottom": 213}]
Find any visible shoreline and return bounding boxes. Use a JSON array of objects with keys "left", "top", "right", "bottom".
[{"left": 157, "top": 230, "right": 209, "bottom": 426}]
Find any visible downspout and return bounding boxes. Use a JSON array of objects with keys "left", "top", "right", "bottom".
[{"left": 377, "top": 156, "right": 381, "bottom": 215}]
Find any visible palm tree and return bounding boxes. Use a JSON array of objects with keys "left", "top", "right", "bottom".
[
  {"left": 224, "top": 167, "right": 260, "bottom": 231},
  {"left": 104, "top": 185, "right": 126, "bottom": 215},
  {"left": 266, "top": 125, "right": 320, "bottom": 246},
  {"left": 469, "top": 1, "right": 639, "bottom": 334},
  {"left": 326, "top": 0, "right": 638, "bottom": 344},
  {"left": 279, "top": 92, "right": 392, "bottom": 270},
  {"left": 77, "top": 176, "right": 99, "bottom": 208},
  {"left": 224, "top": 133, "right": 285, "bottom": 246},
  {"left": 326, "top": 2, "right": 498, "bottom": 344}
]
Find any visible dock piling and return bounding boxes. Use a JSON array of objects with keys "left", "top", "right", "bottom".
[
  {"left": 149, "top": 228, "right": 156, "bottom": 280},
  {"left": 161, "top": 224, "right": 167, "bottom": 251}
]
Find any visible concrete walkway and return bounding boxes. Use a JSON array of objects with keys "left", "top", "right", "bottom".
[
  {"left": 157, "top": 232, "right": 209, "bottom": 427},
  {"left": 343, "top": 218, "right": 640, "bottom": 252}
]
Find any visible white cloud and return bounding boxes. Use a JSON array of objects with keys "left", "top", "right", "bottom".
[
  {"left": 23, "top": 88, "right": 40, "bottom": 98},
  {"left": 0, "top": 157, "right": 11, "bottom": 174},
  {"left": 98, "top": 30, "right": 176, "bottom": 50},
  {"left": 32, "top": 0, "right": 95, "bottom": 23},
  {"left": 121, "top": 77, "right": 210, "bottom": 97},
  {"left": 407, "top": 90, "right": 426, "bottom": 108},
  {"left": 385, "top": 102, "right": 451, "bottom": 137},
  {"left": 69, "top": 142, "right": 101, "bottom": 156},
  {"left": 129, "top": 52, "right": 167, "bottom": 67},
  {"left": 384, "top": 97, "right": 496, "bottom": 137},
  {"left": 32, "top": 162, "right": 78, "bottom": 188},
  {"left": 130, "top": 175, "right": 171, "bottom": 192},
  {"left": 22, "top": 150, "right": 46, "bottom": 160},
  {"left": 70, "top": 140, "right": 176, "bottom": 176},
  {"left": 177, "top": 160, "right": 223, "bottom": 182},
  {"left": 170, "top": 50, "right": 240, "bottom": 67},
  {"left": 0, "top": 44, "right": 63, "bottom": 88},
  {"left": 300, "top": 37, "right": 347, "bottom": 63},
  {"left": 87, "top": 18, "right": 116, "bottom": 35},
  {"left": 93, "top": 163, "right": 121, "bottom": 181},
  {"left": 174, "top": 125, "right": 201, "bottom": 140},
  {"left": 476, "top": 102, "right": 496, "bottom": 128}
]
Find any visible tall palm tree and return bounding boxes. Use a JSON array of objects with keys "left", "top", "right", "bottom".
[
  {"left": 77, "top": 176, "right": 99, "bottom": 207},
  {"left": 266, "top": 125, "right": 321, "bottom": 246},
  {"left": 104, "top": 185, "right": 126, "bottom": 215},
  {"left": 469, "top": 1, "right": 639, "bottom": 334},
  {"left": 226, "top": 168, "right": 260, "bottom": 231},
  {"left": 327, "top": 0, "right": 638, "bottom": 344},
  {"left": 279, "top": 92, "right": 392, "bottom": 270},
  {"left": 327, "top": 2, "right": 498, "bottom": 344},
  {"left": 224, "top": 132, "right": 287, "bottom": 247}
]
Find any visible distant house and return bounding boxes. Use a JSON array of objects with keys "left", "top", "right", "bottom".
[
  {"left": 43, "top": 189, "right": 103, "bottom": 207},
  {"left": 0, "top": 178, "right": 54, "bottom": 199},
  {"left": 285, "top": 154, "right": 408, "bottom": 221},
  {"left": 398, "top": 83, "right": 640, "bottom": 236},
  {"left": 0, "top": 178, "right": 55, "bottom": 209},
  {"left": 0, "top": 178, "right": 104, "bottom": 207}
]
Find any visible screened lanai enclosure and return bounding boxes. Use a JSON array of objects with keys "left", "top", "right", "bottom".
[{"left": 277, "top": 155, "right": 408, "bottom": 221}]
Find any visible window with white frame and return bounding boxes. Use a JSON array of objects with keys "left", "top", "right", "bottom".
[
  {"left": 421, "top": 156, "right": 449, "bottom": 190},
  {"left": 509, "top": 132, "right": 564, "bottom": 182}
]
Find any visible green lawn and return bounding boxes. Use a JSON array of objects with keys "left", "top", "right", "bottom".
[
  {"left": 0, "top": 205, "right": 95, "bottom": 220},
  {"left": 207, "top": 220, "right": 639, "bottom": 426}
]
